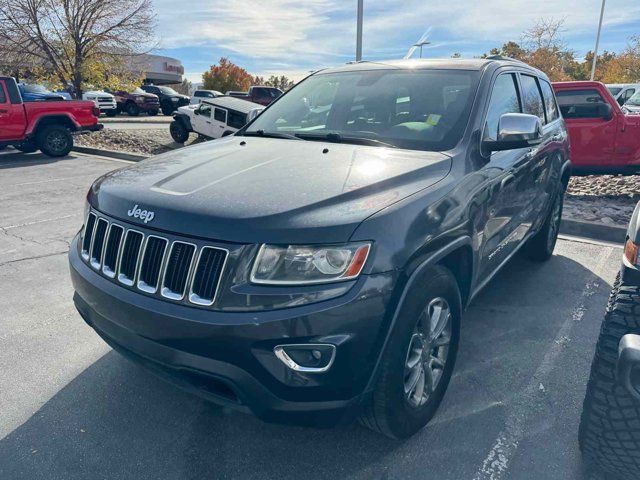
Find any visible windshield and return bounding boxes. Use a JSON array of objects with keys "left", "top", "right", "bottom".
[
  {"left": 244, "top": 69, "right": 479, "bottom": 151},
  {"left": 607, "top": 87, "right": 622, "bottom": 96},
  {"left": 625, "top": 91, "right": 640, "bottom": 106},
  {"left": 22, "top": 84, "right": 50, "bottom": 94},
  {"left": 159, "top": 86, "right": 179, "bottom": 95}
]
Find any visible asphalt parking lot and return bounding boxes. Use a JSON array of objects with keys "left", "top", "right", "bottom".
[{"left": 0, "top": 149, "right": 623, "bottom": 480}]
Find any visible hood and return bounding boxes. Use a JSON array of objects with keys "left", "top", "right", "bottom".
[{"left": 89, "top": 137, "right": 451, "bottom": 244}]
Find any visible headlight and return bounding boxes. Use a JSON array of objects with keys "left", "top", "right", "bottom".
[
  {"left": 251, "top": 243, "right": 371, "bottom": 285},
  {"left": 135, "top": 96, "right": 145, "bottom": 102},
  {"left": 171, "top": 97, "right": 179, "bottom": 102}
]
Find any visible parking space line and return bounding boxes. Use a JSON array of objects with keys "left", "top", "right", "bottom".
[
  {"left": 1, "top": 214, "right": 79, "bottom": 230},
  {"left": 472, "top": 249, "right": 612, "bottom": 480}
]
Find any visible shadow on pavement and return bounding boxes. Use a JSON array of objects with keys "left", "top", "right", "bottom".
[
  {"left": 0, "top": 149, "right": 80, "bottom": 170},
  {"left": 0, "top": 249, "right": 615, "bottom": 480}
]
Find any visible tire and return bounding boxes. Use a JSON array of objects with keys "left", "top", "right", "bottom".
[
  {"left": 105, "top": 109, "right": 117, "bottom": 117},
  {"left": 170, "top": 120, "right": 189, "bottom": 143},
  {"left": 0, "top": 145, "right": 7, "bottom": 151},
  {"left": 359, "top": 265, "right": 461, "bottom": 439},
  {"left": 14, "top": 141, "right": 38, "bottom": 153},
  {"left": 522, "top": 186, "right": 564, "bottom": 262},
  {"left": 36, "top": 125, "right": 73, "bottom": 157},
  {"left": 579, "top": 274, "right": 640, "bottom": 479},
  {"left": 126, "top": 102, "right": 140, "bottom": 116},
  {"left": 161, "top": 102, "right": 175, "bottom": 116},
  {"left": 147, "top": 109, "right": 159, "bottom": 117}
]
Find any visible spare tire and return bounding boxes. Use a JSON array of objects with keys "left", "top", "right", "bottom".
[{"left": 579, "top": 273, "right": 640, "bottom": 478}]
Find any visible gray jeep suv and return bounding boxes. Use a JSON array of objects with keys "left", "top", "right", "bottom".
[{"left": 69, "top": 57, "right": 571, "bottom": 438}]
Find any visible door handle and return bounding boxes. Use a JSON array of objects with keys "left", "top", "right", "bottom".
[{"left": 501, "top": 174, "right": 516, "bottom": 189}]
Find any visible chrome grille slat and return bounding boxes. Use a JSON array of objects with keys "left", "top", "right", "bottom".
[
  {"left": 82, "top": 210, "right": 228, "bottom": 307},
  {"left": 117, "top": 230, "right": 144, "bottom": 286},
  {"left": 137, "top": 236, "right": 168, "bottom": 293},
  {"left": 102, "top": 224, "right": 124, "bottom": 278},
  {"left": 161, "top": 242, "right": 196, "bottom": 300},
  {"left": 189, "top": 247, "right": 229, "bottom": 306},
  {"left": 81, "top": 213, "right": 97, "bottom": 260},
  {"left": 89, "top": 218, "right": 108, "bottom": 269}
]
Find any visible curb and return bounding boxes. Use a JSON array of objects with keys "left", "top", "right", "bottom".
[
  {"left": 560, "top": 218, "right": 627, "bottom": 244},
  {"left": 72, "top": 146, "right": 148, "bottom": 162}
]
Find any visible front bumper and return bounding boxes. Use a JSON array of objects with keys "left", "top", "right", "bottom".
[{"left": 69, "top": 237, "right": 397, "bottom": 426}]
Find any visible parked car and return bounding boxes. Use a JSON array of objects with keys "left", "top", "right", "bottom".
[
  {"left": 553, "top": 81, "right": 640, "bottom": 174},
  {"left": 579, "top": 200, "right": 640, "bottom": 479},
  {"left": 190, "top": 89, "right": 223, "bottom": 105},
  {"left": 227, "top": 86, "right": 283, "bottom": 106},
  {"left": 114, "top": 88, "right": 160, "bottom": 116},
  {"left": 69, "top": 57, "right": 570, "bottom": 439},
  {"left": 17, "top": 83, "right": 66, "bottom": 102},
  {"left": 607, "top": 83, "right": 640, "bottom": 107},
  {"left": 140, "top": 84, "right": 189, "bottom": 115},
  {"left": 622, "top": 90, "right": 640, "bottom": 114},
  {"left": 0, "top": 76, "right": 102, "bottom": 156},
  {"left": 82, "top": 90, "right": 118, "bottom": 117},
  {"left": 170, "top": 96, "right": 263, "bottom": 143}
]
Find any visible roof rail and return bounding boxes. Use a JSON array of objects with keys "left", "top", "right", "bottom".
[{"left": 485, "top": 55, "right": 525, "bottom": 64}]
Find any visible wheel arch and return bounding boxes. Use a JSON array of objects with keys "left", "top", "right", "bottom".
[
  {"left": 363, "top": 236, "right": 473, "bottom": 396},
  {"left": 29, "top": 115, "right": 77, "bottom": 136}
]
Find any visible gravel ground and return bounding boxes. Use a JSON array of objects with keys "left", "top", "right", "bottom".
[
  {"left": 75, "top": 128, "right": 640, "bottom": 226},
  {"left": 75, "top": 128, "right": 202, "bottom": 155}
]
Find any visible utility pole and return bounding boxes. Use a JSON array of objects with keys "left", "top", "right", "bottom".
[
  {"left": 356, "top": 0, "right": 363, "bottom": 61},
  {"left": 591, "top": 0, "right": 606, "bottom": 81}
]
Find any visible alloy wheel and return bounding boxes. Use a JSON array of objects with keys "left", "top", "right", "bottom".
[
  {"left": 47, "top": 131, "right": 68, "bottom": 154},
  {"left": 547, "top": 195, "right": 562, "bottom": 251},
  {"left": 404, "top": 297, "right": 452, "bottom": 408}
]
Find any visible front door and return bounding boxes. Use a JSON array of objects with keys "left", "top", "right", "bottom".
[
  {"left": 192, "top": 103, "right": 213, "bottom": 137},
  {"left": 0, "top": 80, "right": 26, "bottom": 141},
  {"left": 555, "top": 87, "right": 617, "bottom": 167}
]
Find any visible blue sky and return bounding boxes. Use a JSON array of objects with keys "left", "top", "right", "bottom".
[{"left": 151, "top": 0, "right": 640, "bottom": 84}]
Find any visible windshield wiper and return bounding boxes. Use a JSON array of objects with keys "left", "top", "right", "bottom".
[
  {"left": 241, "top": 130, "right": 302, "bottom": 140},
  {"left": 294, "top": 132, "right": 397, "bottom": 148}
]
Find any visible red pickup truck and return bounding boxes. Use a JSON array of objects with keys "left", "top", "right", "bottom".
[
  {"left": 227, "top": 86, "right": 283, "bottom": 106},
  {"left": 0, "top": 76, "right": 102, "bottom": 157},
  {"left": 553, "top": 81, "right": 640, "bottom": 174}
]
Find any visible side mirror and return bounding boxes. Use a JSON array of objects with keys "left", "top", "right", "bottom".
[
  {"left": 599, "top": 103, "right": 614, "bottom": 121},
  {"left": 484, "top": 113, "right": 543, "bottom": 152},
  {"left": 617, "top": 334, "right": 640, "bottom": 402},
  {"left": 194, "top": 108, "right": 200, "bottom": 115}
]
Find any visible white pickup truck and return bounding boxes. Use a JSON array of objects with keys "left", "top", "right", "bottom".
[{"left": 169, "top": 96, "right": 263, "bottom": 143}]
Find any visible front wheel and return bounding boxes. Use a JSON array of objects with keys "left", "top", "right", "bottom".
[
  {"left": 105, "top": 109, "right": 117, "bottom": 117},
  {"left": 147, "top": 109, "right": 159, "bottom": 116},
  {"left": 169, "top": 120, "right": 189, "bottom": 143},
  {"left": 359, "top": 265, "right": 461, "bottom": 439},
  {"left": 126, "top": 102, "right": 140, "bottom": 116},
  {"left": 161, "top": 102, "right": 175, "bottom": 116},
  {"left": 36, "top": 125, "right": 73, "bottom": 157}
]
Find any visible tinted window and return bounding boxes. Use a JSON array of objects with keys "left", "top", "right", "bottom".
[
  {"left": 246, "top": 69, "right": 480, "bottom": 151},
  {"left": 214, "top": 108, "right": 227, "bottom": 123},
  {"left": 520, "top": 75, "right": 545, "bottom": 123},
  {"left": 484, "top": 73, "right": 520, "bottom": 141},
  {"left": 194, "top": 91, "right": 204, "bottom": 97},
  {"left": 539, "top": 80, "right": 559, "bottom": 123},
  {"left": 556, "top": 89, "right": 606, "bottom": 119},
  {"left": 228, "top": 110, "right": 246, "bottom": 129},
  {"left": 0, "top": 83, "right": 6, "bottom": 103}
]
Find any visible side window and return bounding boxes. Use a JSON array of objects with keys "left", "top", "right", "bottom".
[
  {"left": 520, "top": 75, "right": 546, "bottom": 123},
  {"left": 556, "top": 89, "right": 606, "bottom": 119},
  {"left": 624, "top": 89, "right": 635, "bottom": 103},
  {"left": 214, "top": 107, "right": 227, "bottom": 123},
  {"left": 484, "top": 73, "right": 521, "bottom": 141},
  {"left": 227, "top": 110, "right": 246, "bottom": 129},
  {"left": 194, "top": 91, "right": 204, "bottom": 98},
  {"left": 0, "top": 82, "right": 7, "bottom": 104},
  {"left": 539, "top": 80, "right": 559, "bottom": 123},
  {"left": 198, "top": 104, "right": 211, "bottom": 117}
]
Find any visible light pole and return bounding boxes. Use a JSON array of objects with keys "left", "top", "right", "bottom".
[
  {"left": 591, "top": 0, "right": 606, "bottom": 81},
  {"left": 356, "top": 0, "right": 363, "bottom": 61},
  {"left": 414, "top": 40, "right": 431, "bottom": 58}
]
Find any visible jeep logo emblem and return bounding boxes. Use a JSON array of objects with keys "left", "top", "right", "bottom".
[{"left": 127, "top": 204, "right": 155, "bottom": 224}]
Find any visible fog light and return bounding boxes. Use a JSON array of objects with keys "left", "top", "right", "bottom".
[{"left": 274, "top": 344, "right": 336, "bottom": 373}]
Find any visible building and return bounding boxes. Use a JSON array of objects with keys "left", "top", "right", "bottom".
[{"left": 132, "top": 54, "right": 184, "bottom": 85}]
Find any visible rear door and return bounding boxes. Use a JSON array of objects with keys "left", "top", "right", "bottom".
[
  {"left": 212, "top": 107, "right": 228, "bottom": 136},
  {"left": 555, "top": 87, "right": 617, "bottom": 167},
  {"left": 0, "top": 79, "right": 26, "bottom": 141}
]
